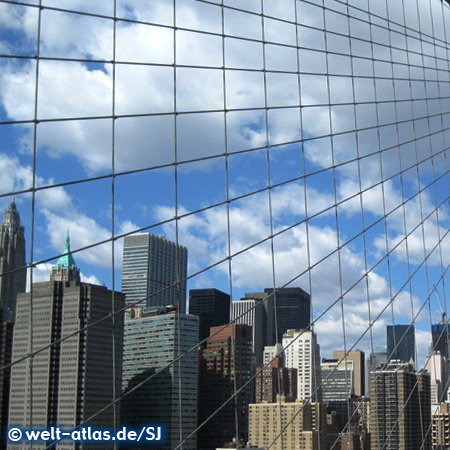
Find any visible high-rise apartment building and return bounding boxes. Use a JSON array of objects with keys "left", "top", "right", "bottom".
[
  {"left": 432, "top": 403, "right": 450, "bottom": 449},
  {"left": 121, "top": 305, "right": 199, "bottom": 450},
  {"left": 188, "top": 288, "right": 230, "bottom": 345},
  {"left": 255, "top": 355, "right": 297, "bottom": 403},
  {"left": 0, "top": 200, "right": 26, "bottom": 318},
  {"left": 387, "top": 324, "right": 416, "bottom": 364},
  {"left": 283, "top": 329, "right": 321, "bottom": 402},
  {"left": 121, "top": 233, "right": 188, "bottom": 312},
  {"left": 8, "top": 235, "right": 124, "bottom": 449},
  {"left": 198, "top": 324, "right": 253, "bottom": 450},
  {"left": 370, "top": 360, "right": 431, "bottom": 450},
  {"left": 332, "top": 350, "right": 365, "bottom": 396},
  {"left": 249, "top": 398, "right": 326, "bottom": 450}
]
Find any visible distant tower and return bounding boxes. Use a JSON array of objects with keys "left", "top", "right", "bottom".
[
  {"left": 262, "top": 287, "right": 310, "bottom": 343},
  {"left": 332, "top": 350, "right": 365, "bottom": 396},
  {"left": 387, "top": 324, "right": 416, "bottom": 364},
  {"left": 121, "top": 233, "right": 188, "bottom": 313},
  {"left": 188, "top": 288, "right": 230, "bottom": 345},
  {"left": 8, "top": 235, "right": 124, "bottom": 448},
  {"left": 0, "top": 199, "right": 26, "bottom": 319}
]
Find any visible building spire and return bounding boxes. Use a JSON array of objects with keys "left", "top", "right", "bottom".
[
  {"left": 3, "top": 198, "right": 20, "bottom": 227},
  {"left": 50, "top": 231, "right": 79, "bottom": 283}
]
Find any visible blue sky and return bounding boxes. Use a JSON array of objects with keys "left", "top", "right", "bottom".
[{"left": 1, "top": 0, "right": 450, "bottom": 365}]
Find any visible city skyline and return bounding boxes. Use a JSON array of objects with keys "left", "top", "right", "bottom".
[{"left": 1, "top": 0, "right": 450, "bottom": 448}]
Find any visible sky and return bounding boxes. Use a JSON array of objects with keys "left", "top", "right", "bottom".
[{"left": 1, "top": 0, "right": 450, "bottom": 366}]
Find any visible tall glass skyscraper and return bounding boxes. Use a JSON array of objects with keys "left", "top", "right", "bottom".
[
  {"left": 121, "top": 307, "right": 199, "bottom": 450},
  {"left": 121, "top": 233, "right": 188, "bottom": 313},
  {"left": 387, "top": 324, "right": 416, "bottom": 364}
]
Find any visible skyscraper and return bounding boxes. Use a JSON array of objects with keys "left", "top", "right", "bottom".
[
  {"left": 8, "top": 235, "right": 124, "bottom": 449},
  {"left": 121, "top": 233, "right": 188, "bottom": 313},
  {"left": 262, "top": 287, "right": 311, "bottom": 343},
  {"left": 332, "top": 350, "right": 365, "bottom": 396},
  {"left": 188, "top": 288, "right": 230, "bottom": 345},
  {"left": 121, "top": 305, "right": 199, "bottom": 450},
  {"left": 370, "top": 360, "right": 431, "bottom": 450},
  {"left": 283, "top": 329, "right": 321, "bottom": 402},
  {"left": 230, "top": 298, "right": 268, "bottom": 365},
  {"left": 321, "top": 358, "right": 354, "bottom": 417},
  {"left": 387, "top": 324, "right": 416, "bottom": 364},
  {"left": 198, "top": 324, "right": 253, "bottom": 450},
  {"left": 0, "top": 200, "right": 26, "bottom": 318}
]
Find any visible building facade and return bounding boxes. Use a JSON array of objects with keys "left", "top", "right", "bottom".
[
  {"left": 321, "top": 358, "right": 354, "bottom": 417},
  {"left": 0, "top": 309, "right": 13, "bottom": 448},
  {"left": 0, "top": 200, "right": 26, "bottom": 318},
  {"left": 188, "top": 288, "right": 230, "bottom": 346},
  {"left": 8, "top": 235, "right": 124, "bottom": 449},
  {"left": 387, "top": 324, "right": 416, "bottom": 364},
  {"left": 230, "top": 298, "right": 267, "bottom": 365},
  {"left": 332, "top": 350, "right": 365, "bottom": 397},
  {"left": 263, "top": 287, "right": 310, "bottom": 343},
  {"left": 121, "top": 233, "right": 188, "bottom": 312},
  {"left": 249, "top": 398, "right": 326, "bottom": 450},
  {"left": 198, "top": 324, "right": 253, "bottom": 450},
  {"left": 283, "top": 329, "right": 322, "bottom": 402},
  {"left": 255, "top": 356, "right": 297, "bottom": 403},
  {"left": 121, "top": 306, "right": 199, "bottom": 450},
  {"left": 370, "top": 360, "right": 431, "bottom": 450}
]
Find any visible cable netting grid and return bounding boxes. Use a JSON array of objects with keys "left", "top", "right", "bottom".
[{"left": 1, "top": 0, "right": 450, "bottom": 449}]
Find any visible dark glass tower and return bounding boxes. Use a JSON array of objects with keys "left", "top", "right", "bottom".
[
  {"left": 264, "top": 287, "right": 311, "bottom": 343},
  {"left": 188, "top": 288, "right": 230, "bottom": 345},
  {"left": 0, "top": 200, "right": 26, "bottom": 319},
  {"left": 387, "top": 324, "right": 416, "bottom": 364}
]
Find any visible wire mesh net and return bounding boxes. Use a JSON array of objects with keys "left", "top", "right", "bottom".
[{"left": 1, "top": 0, "right": 450, "bottom": 449}]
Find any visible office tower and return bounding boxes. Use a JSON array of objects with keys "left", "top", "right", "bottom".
[
  {"left": 188, "top": 288, "right": 230, "bottom": 345},
  {"left": 426, "top": 353, "right": 447, "bottom": 405},
  {"left": 387, "top": 324, "right": 416, "bottom": 364},
  {"left": 367, "top": 346, "right": 387, "bottom": 372},
  {"left": 230, "top": 298, "right": 267, "bottom": 365},
  {"left": 321, "top": 358, "right": 354, "bottom": 417},
  {"left": 432, "top": 320, "right": 450, "bottom": 360},
  {"left": 370, "top": 360, "right": 431, "bottom": 450},
  {"left": 262, "top": 287, "right": 311, "bottom": 343},
  {"left": 8, "top": 235, "right": 124, "bottom": 449},
  {"left": 0, "top": 308, "right": 13, "bottom": 448},
  {"left": 283, "top": 329, "right": 321, "bottom": 402},
  {"left": 255, "top": 355, "right": 297, "bottom": 403},
  {"left": 121, "top": 233, "right": 188, "bottom": 312},
  {"left": 0, "top": 200, "right": 26, "bottom": 318},
  {"left": 248, "top": 399, "right": 326, "bottom": 450},
  {"left": 198, "top": 324, "right": 253, "bottom": 450},
  {"left": 121, "top": 305, "right": 199, "bottom": 450},
  {"left": 333, "top": 350, "right": 365, "bottom": 396}
]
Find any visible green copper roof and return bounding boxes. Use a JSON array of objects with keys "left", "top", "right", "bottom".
[{"left": 53, "top": 232, "right": 77, "bottom": 269}]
